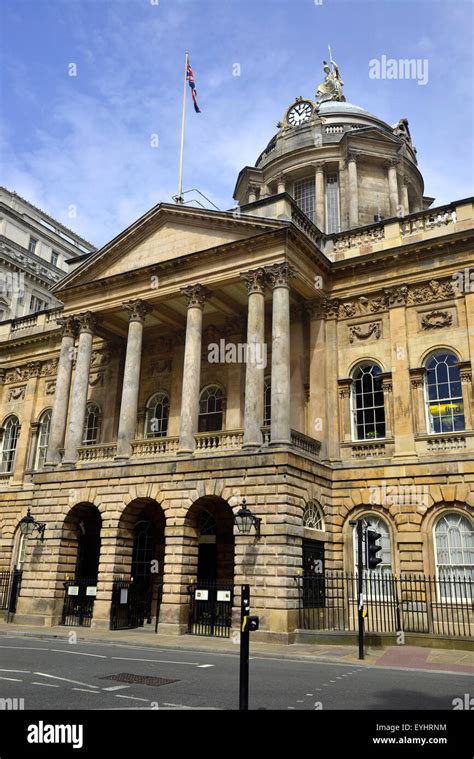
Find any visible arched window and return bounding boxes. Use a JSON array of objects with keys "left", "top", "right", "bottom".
[
  {"left": 435, "top": 513, "right": 473, "bottom": 583},
  {"left": 264, "top": 376, "right": 271, "bottom": 426},
  {"left": 303, "top": 501, "right": 325, "bottom": 531},
  {"left": 1, "top": 416, "right": 20, "bottom": 473},
  {"left": 145, "top": 392, "right": 169, "bottom": 438},
  {"left": 82, "top": 403, "right": 100, "bottom": 446},
  {"left": 353, "top": 515, "right": 392, "bottom": 575},
  {"left": 35, "top": 409, "right": 52, "bottom": 469},
  {"left": 198, "top": 385, "right": 224, "bottom": 432},
  {"left": 351, "top": 363, "right": 385, "bottom": 441},
  {"left": 425, "top": 352, "right": 465, "bottom": 433}
]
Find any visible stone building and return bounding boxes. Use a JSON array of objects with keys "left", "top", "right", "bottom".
[
  {"left": 0, "top": 187, "right": 95, "bottom": 322},
  {"left": 0, "top": 64, "right": 472, "bottom": 641}
]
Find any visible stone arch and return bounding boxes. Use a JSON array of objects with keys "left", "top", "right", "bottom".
[
  {"left": 114, "top": 497, "right": 166, "bottom": 597},
  {"left": 418, "top": 344, "right": 463, "bottom": 367},
  {"left": 184, "top": 495, "right": 235, "bottom": 583},
  {"left": 347, "top": 356, "right": 386, "bottom": 377},
  {"left": 342, "top": 502, "right": 396, "bottom": 574},
  {"left": 420, "top": 498, "right": 473, "bottom": 576},
  {"left": 59, "top": 502, "right": 103, "bottom": 582}
]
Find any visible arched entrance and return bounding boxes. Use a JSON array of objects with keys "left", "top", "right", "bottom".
[
  {"left": 111, "top": 499, "right": 165, "bottom": 629},
  {"left": 60, "top": 503, "right": 102, "bottom": 627},
  {"left": 186, "top": 496, "right": 235, "bottom": 636}
]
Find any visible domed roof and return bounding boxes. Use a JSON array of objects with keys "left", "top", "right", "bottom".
[{"left": 318, "top": 100, "right": 378, "bottom": 119}]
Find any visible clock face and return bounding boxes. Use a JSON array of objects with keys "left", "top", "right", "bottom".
[{"left": 287, "top": 101, "right": 313, "bottom": 127}]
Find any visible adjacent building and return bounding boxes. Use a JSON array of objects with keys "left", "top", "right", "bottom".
[{"left": 0, "top": 187, "right": 95, "bottom": 322}]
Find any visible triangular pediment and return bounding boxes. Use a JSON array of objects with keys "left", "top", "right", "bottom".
[{"left": 55, "top": 203, "right": 280, "bottom": 292}]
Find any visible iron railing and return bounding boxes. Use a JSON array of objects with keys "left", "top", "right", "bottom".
[
  {"left": 61, "top": 578, "right": 98, "bottom": 627},
  {"left": 296, "top": 571, "right": 473, "bottom": 638},
  {"left": 187, "top": 580, "right": 233, "bottom": 637},
  {"left": 110, "top": 579, "right": 162, "bottom": 630},
  {"left": 0, "top": 571, "right": 11, "bottom": 609}
]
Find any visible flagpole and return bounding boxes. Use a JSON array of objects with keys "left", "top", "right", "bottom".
[{"left": 177, "top": 51, "right": 188, "bottom": 204}]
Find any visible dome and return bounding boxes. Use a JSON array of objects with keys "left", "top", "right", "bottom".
[{"left": 317, "top": 101, "right": 378, "bottom": 119}]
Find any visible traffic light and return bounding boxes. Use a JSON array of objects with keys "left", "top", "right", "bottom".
[
  {"left": 366, "top": 528, "right": 382, "bottom": 569},
  {"left": 248, "top": 615, "right": 259, "bottom": 632}
]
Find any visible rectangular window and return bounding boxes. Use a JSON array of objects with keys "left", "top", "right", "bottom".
[
  {"left": 28, "top": 237, "right": 38, "bottom": 254},
  {"left": 326, "top": 173, "right": 340, "bottom": 234},
  {"left": 294, "top": 177, "right": 315, "bottom": 223},
  {"left": 30, "top": 295, "right": 47, "bottom": 313},
  {"left": 51, "top": 250, "right": 59, "bottom": 266}
]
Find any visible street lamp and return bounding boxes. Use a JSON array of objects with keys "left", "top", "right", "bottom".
[
  {"left": 19, "top": 508, "right": 46, "bottom": 542},
  {"left": 233, "top": 499, "right": 261, "bottom": 540}
]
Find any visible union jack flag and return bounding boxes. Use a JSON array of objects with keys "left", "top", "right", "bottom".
[{"left": 186, "top": 59, "right": 201, "bottom": 113}]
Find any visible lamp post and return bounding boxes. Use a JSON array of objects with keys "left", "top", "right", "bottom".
[
  {"left": 233, "top": 500, "right": 261, "bottom": 711},
  {"left": 19, "top": 508, "right": 46, "bottom": 542}
]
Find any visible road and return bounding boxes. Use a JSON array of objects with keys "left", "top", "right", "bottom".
[{"left": 0, "top": 634, "right": 471, "bottom": 710}]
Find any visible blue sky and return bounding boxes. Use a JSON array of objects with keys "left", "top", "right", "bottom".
[{"left": 1, "top": 0, "right": 472, "bottom": 247}]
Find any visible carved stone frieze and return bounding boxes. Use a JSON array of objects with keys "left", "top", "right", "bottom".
[
  {"left": 420, "top": 309, "right": 453, "bottom": 330},
  {"left": 8, "top": 385, "right": 26, "bottom": 401},
  {"left": 348, "top": 321, "right": 382, "bottom": 343}
]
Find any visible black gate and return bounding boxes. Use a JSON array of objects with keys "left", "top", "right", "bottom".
[
  {"left": 1, "top": 570, "right": 22, "bottom": 620},
  {"left": 110, "top": 580, "right": 163, "bottom": 630},
  {"left": 61, "top": 578, "right": 97, "bottom": 627},
  {"left": 187, "top": 580, "right": 233, "bottom": 637}
]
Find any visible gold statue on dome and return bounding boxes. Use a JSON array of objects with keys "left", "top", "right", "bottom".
[{"left": 316, "top": 46, "right": 345, "bottom": 103}]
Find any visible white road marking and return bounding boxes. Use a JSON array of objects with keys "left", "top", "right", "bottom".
[
  {"left": 330, "top": 680, "right": 336, "bottom": 683},
  {"left": 31, "top": 682, "right": 60, "bottom": 688},
  {"left": 306, "top": 693, "right": 313, "bottom": 696},
  {"left": 0, "top": 676, "right": 22, "bottom": 682},
  {"left": 115, "top": 695, "right": 149, "bottom": 703},
  {"left": 50, "top": 649, "right": 107, "bottom": 658},
  {"left": 296, "top": 700, "right": 304, "bottom": 703},
  {"left": 72, "top": 688, "right": 100, "bottom": 694},
  {"left": 102, "top": 686, "right": 130, "bottom": 691},
  {"left": 0, "top": 669, "right": 31, "bottom": 673},
  {"left": 34, "top": 672, "right": 100, "bottom": 689},
  {"left": 287, "top": 706, "right": 295, "bottom": 710},
  {"left": 197, "top": 664, "right": 214, "bottom": 668},
  {"left": 0, "top": 645, "right": 48, "bottom": 651},
  {"left": 111, "top": 657, "right": 200, "bottom": 666}
]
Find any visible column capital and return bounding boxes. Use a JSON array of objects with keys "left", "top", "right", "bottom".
[
  {"left": 346, "top": 150, "right": 360, "bottom": 166},
  {"left": 56, "top": 315, "right": 77, "bottom": 338},
  {"left": 386, "top": 156, "right": 401, "bottom": 169},
  {"left": 76, "top": 311, "right": 97, "bottom": 334},
  {"left": 380, "top": 371, "right": 393, "bottom": 392},
  {"left": 264, "top": 262, "right": 296, "bottom": 290},
  {"left": 180, "top": 284, "right": 209, "bottom": 309},
  {"left": 314, "top": 161, "right": 325, "bottom": 174},
  {"left": 240, "top": 267, "right": 266, "bottom": 295},
  {"left": 337, "top": 378, "right": 352, "bottom": 398},
  {"left": 123, "top": 299, "right": 151, "bottom": 323},
  {"left": 409, "top": 367, "right": 426, "bottom": 388},
  {"left": 456, "top": 361, "right": 472, "bottom": 384}
]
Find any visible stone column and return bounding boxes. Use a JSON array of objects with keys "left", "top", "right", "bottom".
[
  {"left": 115, "top": 300, "right": 150, "bottom": 459},
  {"left": 401, "top": 181, "right": 410, "bottom": 217},
  {"left": 387, "top": 159, "right": 400, "bottom": 217},
  {"left": 381, "top": 373, "right": 394, "bottom": 439},
  {"left": 315, "top": 162, "right": 325, "bottom": 230},
  {"left": 337, "top": 378, "right": 352, "bottom": 442},
  {"left": 248, "top": 184, "right": 257, "bottom": 204},
  {"left": 62, "top": 312, "right": 96, "bottom": 464},
  {"left": 347, "top": 153, "right": 359, "bottom": 228},
  {"left": 277, "top": 175, "right": 286, "bottom": 195},
  {"left": 45, "top": 316, "right": 76, "bottom": 466},
  {"left": 307, "top": 300, "right": 327, "bottom": 458},
  {"left": 178, "top": 284, "right": 208, "bottom": 454},
  {"left": 12, "top": 362, "right": 41, "bottom": 484},
  {"left": 240, "top": 268, "right": 266, "bottom": 447},
  {"left": 458, "top": 362, "right": 473, "bottom": 430},
  {"left": 386, "top": 287, "right": 416, "bottom": 458},
  {"left": 290, "top": 304, "right": 305, "bottom": 432},
  {"left": 266, "top": 262, "right": 295, "bottom": 446},
  {"left": 409, "top": 368, "right": 426, "bottom": 436}
]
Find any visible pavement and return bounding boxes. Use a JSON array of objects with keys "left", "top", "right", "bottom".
[{"left": 1, "top": 620, "right": 473, "bottom": 674}]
